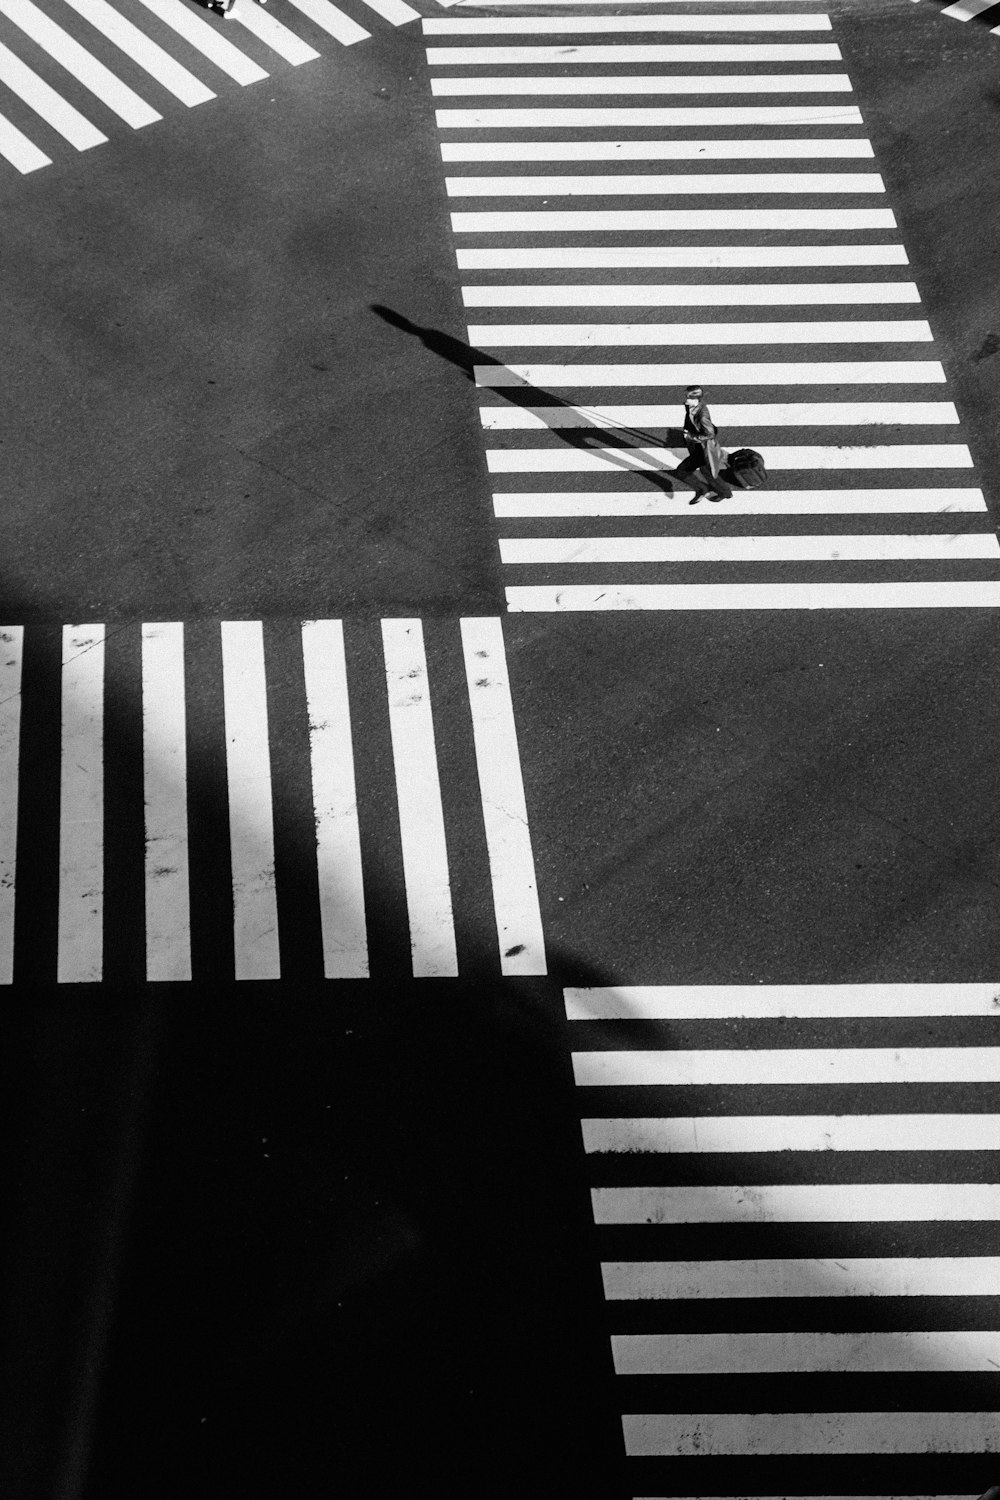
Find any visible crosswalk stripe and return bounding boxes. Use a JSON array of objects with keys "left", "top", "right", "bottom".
[
  {"left": 488, "top": 445, "right": 972, "bottom": 471},
  {"left": 456, "top": 209, "right": 895, "bottom": 231},
  {"left": 494, "top": 490, "right": 989, "bottom": 516},
  {"left": 0, "top": 0, "right": 160, "bottom": 128},
  {"left": 468, "top": 286, "right": 919, "bottom": 308},
  {"left": 593, "top": 1183, "right": 1000, "bottom": 1223},
  {"left": 602, "top": 1257, "right": 1000, "bottom": 1300},
  {"left": 499, "top": 534, "right": 999, "bottom": 563},
  {"left": 300, "top": 619, "right": 369, "bottom": 980},
  {"left": 285, "top": 0, "right": 370, "bottom": 47},
  {"left": 381, "top": 619, "right": 458, "bottom": 979},
  {"left": 133, "top": 0, "right": 268, "bottom": 87},
  {"left": 424, "top": 15, "right": 836, "bottom": 33},
  {"left": 0, "top": 109, "right": 48, "bottom": 170},
  {"left": 447, "top": 172, "right": 886, "bottom": 194},
  {"left": 506, "top": 581, "right": 1000, "bottom": 609},
  {"left": 228, "top": 0, "right": 321, "bottom": 66},
  {"left": 942, "top": 0, "right": 998, "bottom": 17},
  {"left": 431, "top": 74, "right": 854, "bottom": 95},
  {"left": 623, "top": 1411, "right": 1000, "bottom": 1457},
  {"left": 461, "top": 246, "right": 907, "bottom": 269},
  {"left": 221, "top": 621, "right": 280, "bottom": 982},
  {"left": 59, "top": 0, "right": 215, "bottom": 108},
  {"left": 0, "top": 38, "right": 106, "bottom": 149},
  {"left": 614, "top": 1330, "right": 1000, "bottom": 1374},
  {"left": 442, "top": 138, "right": 878, "bottom": 160},
  {"left": 426, "top": 44, "right": 845, "bottom": 62},
  {"left": 451, "top": 0, "right": 834, "bottom": 6},
  {"left": 483, "top": 398, "right": 951, "bottom": 422},
  {"left": 582, "top": 1115, "right": 1000, "bottom": 1153},
  {"left": 141, "top": 623, "right": 192, "bottom": 984},
  {"left": 0, "top": 629, "right": 22, "bottom": 985},
  {"left": 58, "top": 626, "right": 105, "bottom": 986},
  {"left": 437, "top": 106, "right": 865, "bottom": 125},
  {"left": 478, "top": 359, "right": 942, "bottom": 383},
  {"left": 566, "top": 980, "right": 1000, "bottom": 1017},
  {"left": 472, "top": 319, "right": 922, "bottom": 346},
  {"left": 572, "top": 1047, "right": 1000, "bottom": 1086},
  {"left": 356, "top": 0, "right": 424, "bottom": 23}
]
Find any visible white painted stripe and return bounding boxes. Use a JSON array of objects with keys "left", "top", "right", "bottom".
[
  {"left": 573, "top": 1047, "right": 1000, "bottom": 1087},
  {"left": 424, "top": 15, "right": 835, "bottom": 33},
  {"left": 58, "top": 626, "right": 104, "bottom": 985},
  {"left": 0, "top": 110, "right": 48, "bottom": 171},
  {"left": 431, "top": 75, "right": 854, "bottom": 96},
  {"left": 507, "top": 582, "right": 1000, "bottom": 611},
  {"left": 500, "top": 535, "right": 998, "bottom": 564},
  {"left": 603, "top": 1257, "right": 1000, "bottom": 1301},
  {"left": 447, "top": 172, "right": 884, "bottom": 195},
  {"left": 615, "top": 1330, "right": 1000, "bottom": 1375},
  {"left": 300, "top": 620, "right": 368, "bottom": 980},
  {"left": 583, "top": 1114, "right": 1000, "bottom": 1154},
  {"left": 943, "top": 0, "right": 997, "bottom": 18},
  {"left": 0, "top": 629, "right": 22, "bottom": 983},
  {"left": 357, "top": 0, "right": 419, "bottom": 24},
  {"left": 467, "top": 285, "right": 917, "bottom": 309},
  {"left": 443, "top": 139, "right": 877, "bottom": 161},
  {"left": 60, "top": 0, "right": 214, "bottom": 107},
  {"left": 221, "top": 622, "right": 280, "bottom": 982},
  {"left": 483, "top": 399, "right": 950, "bottom": 424},
  {"left": 594, "top": 1183, "right": 1000, "bottom": 1224},
  {"left": 142, "top": 624, "right": 191, "bottom": 984},
  {"left": 494, "top": 490, "right": 988, "bottom": 518},
  {"left": 381, "top": 620, "right": 458, "bottom": 979},
  {"left": 567, "top": 982, "right": 1000, "bottom": 1019},
  {"left": 478, "top": 360, "right": 941, "bottom": 384},
  {"left": 133, "top": 0, "right": 268, "bottom": 87},
  {"left": 437, "top": 106, "right": 865, "bottom": 127},
  {"left": 427, "top": 44, "right": 844, "bottom": 63},
  {"left": 473, "top": 320, "right": 921, "bottom": 347},
  {"left": 0, "top": 0, "right": 159, "bottom": 128},
  {"left": 488, "top": 445, "right": 971, "bottom": 473},
  {"left": 460, "top": 247, "right": 906, "bottom": 269},
  {"left": 285, "top": 0, "right": 370, "bottom": 46},
  {"left": 460, "top": 617, "right": 546, "bottom": 976},
  {"left": 622, "top": 1411, "right": 1000, "bottom": 1458},
  {"left": 456, "top": 209, "right": 894, "bottom": 231},
  {"left": 229, "top": 0, "right": 320, "bottom": 64},
  {"left": 0, "top": 39, "right": 106, "bottom": 149},
  {"left": 452, "top": 0, "right": 835, "bottom": 6}
]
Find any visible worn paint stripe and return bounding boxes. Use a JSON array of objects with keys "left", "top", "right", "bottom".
[
  {"left": 58, "top": 626, "right": 104, "bottom": 984},
  {"left": 507, "top": 582, "right": 1000, "bottom": 611},
  {"left": 573, "top": 1047, "right": 1000, "bottom": 1086},
  {"left": 477, "top": 359, "right": 940, "bottom": 384},
  {"left": 582, "top": 1114, "right": 1000, "bottom": 1154},
  {"left": 622, "top": 1411, "right": 1000, "bottom": 1457},
  {"left": 0, "top": 628, "right": 22, "bottom": 982},
  {"left": 602, "top": 1257, "right": 1000, "bottom": 1300},
  {"left": 566, "top": 981, "right": 1000, "bottom": 1018},
  {"left": 142, "top": 624, "right": 191, "bottom": 983},
  {"left": 593, "top": 1183, "right": 1000, "bottom": 1223},
  {"left": 493, "top": 490, "right": 988, "bottom": 517},
  {"left": 500, "top": 535, "right": 998, "bottom": 564},
  {"left": 614, "top": 1330, "right": 1000, "bottom": 1374}
]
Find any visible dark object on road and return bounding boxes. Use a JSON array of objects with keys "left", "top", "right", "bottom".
[
  {"left": 676, "top": 385, "right": 734, "bottom": 503},
  {"left": 726, "top": 447, "right": 769, "bottom": 490}
]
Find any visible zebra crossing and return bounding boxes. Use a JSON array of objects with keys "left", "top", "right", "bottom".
[
  {"left": 0, "top": 616, "right": 546, "bottom": 983},
  {"left": 0, "top": 0, "right": 422, "bottom": 178},
  {"left": 566, "top": 980, "right": 1000, "bottom": 1489},
  {"left": 423, "top": 2, "right": 1000, "bottom": 612},
  {"left": 924, "top": 0, "right": 1000, "bottom": 36}
]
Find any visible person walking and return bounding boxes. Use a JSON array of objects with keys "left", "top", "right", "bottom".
[{"left": 673, "top": 385, "right": 733, "bottom": 504}]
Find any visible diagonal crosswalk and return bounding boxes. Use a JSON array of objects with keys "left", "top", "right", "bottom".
[{"left": 422, "top": 2, "right": 1000, "bottom": 613}]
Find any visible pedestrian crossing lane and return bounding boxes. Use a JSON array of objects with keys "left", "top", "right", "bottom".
[{"left": 425, "top": 3, "right": 1000, "bottom": 611}]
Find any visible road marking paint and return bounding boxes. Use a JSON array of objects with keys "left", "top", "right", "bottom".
[
  {"left": 221, "top": 621, "right": 280, "bottom": 982},
  {"left": 507, "top": 582, "right": 1000, "bottom": 610},
  {"left": 58, "top": 626, "right": 104, "bottom": 985},
  {"left": 451, "top": 0, "right": 835, "bottom": 6},
  {"left": 614, "top": 1330, "right": 1000, "bottom": 1374},
  {"left": 494, "top": 490, "right": 988, "bottom": 517},
  {"left": 60, "top": 0, "right": 214, "bottom": 107},
  {"left": 427, "top": 44, "right": 844, "bottom": 63},
  {"left": 133, "top": 0, "right": 268, "bottom": 86},
  {"left": 460, "top": 617, "right": 546, "bottom": 976},
  {"left": 622, "top": 1411, "right": 1000, "bottom": 1457},
  {"left": 573, "top": 1046, "right": 1000, "bottom": 1086},
  {"left": 566, "top": 981, "right": 1000, "bottom": 1018},
  {"left": 499, "top": 534, "right": 998, "bottom": 564},
  {"left": 0, "top": 40, "right": 106, "bottom": 149},
  {"left": 0, "top": 110, "right": 48, "bottom": 171},
  {"left": 284, "top": 0, "right": 370, "bottom": 46},
  {"left": 582, "top": 1114, "right": 1000, "bottom": 1153},
  {"left": 455, "top": 209, "right": 895, "bottom": 231},
  {"left": 594, "top": 1183, "right": 1000, "bottom": 1223},
  {"left": 459, "top": 246, "right": 905, "bottom": 268},
  {"left": 0, "top": 629, "right": 22, "bottom": 983},
  {"left": 446, "top": 172, "right": 885, "bottom": 195},
  {"left": 442, "top": 138, "right": 877, "bottom": 161},
  {"left": 472, "top": 320, "right": 923, "bottom": 347},
  {"left": 301, "top": 620, "right": 368, "bottom": 980},
  {"left": 942, "top": 0, "right": 997, "bottom": 17},
  {"left": 141, "top": 624, "right": 191, "bottom": 984},
  {"left": 488, "top": 446, "right": 972, "bottom": 472},
  {"left": 467, "top": 284, "right": 918, "bottom": 308},
  {"left": 437, "top": 106, "right": 865, "bottom": 127},
  {"left": 424, "top": 15, "right": 835, "bottom": 33},
  {"left": 229, "top": 0, "right": 320, "bottom": 64},
  {"left": 483, "top": 399, "right": 950, "bottom": 423},
  {"left": 0, "top": 0, "right": 159, "bottom": 128},
  {"left": 603, "top": 1257, "right": 1000, "bottom": 1300},
  {"left": 477, "top": 359, "right": 940, "bottom": 383},
  {"left": 431, "top": 74, "right": 854, "bottom": 96},
  {"left": 357, "top": 0, "right": 420, "bottom": 24},
  {"left": 381, "top": 620, "right": 458, "bottom": 979}
]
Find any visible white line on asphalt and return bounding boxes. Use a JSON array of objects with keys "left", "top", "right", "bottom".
[
  {"left": 229, "top": 0, "right": 320, "bottom": 64},
  {"left": 451, "top": 0, "right": 834, "bottom": 6},
  {"left": 0, "top": 40, "right": 106, "bottom": 149},
  {"left": 455, "top": 208, "right": 895, "bottom": 231},
  {"left": 133, "top": 0, "right": 268, "bottom": 86},
  {"left": 573, "top": 1047, "right": 1000, "bottom": 1086},
  {"left": 499, "top": 534, "right": 999, "bottom": 564},
  {"left": 602, "top": 1257, "right": 1000, "bottom": 1300},
  {"left": 942, "top": 0, "right": 998, "bottom": 18},
  {"left": 494, "top": 490, "right": 988, "bottom": 517},
  {"left": 431, "top": 75, "right": 854, "bottom": 96},
  {"left": 381, "top": 620, "right": 458, "bottom": 979},
  {"left": 426, "top": 44, "right": 844, "bottom": 63},
  {"left": 477, "top": 359, "right": 940, "bottom": 383},
  {"left": 467, "top": 285, "right": 918, "bottom": 308},
  {"left": 437, "top": 106, "right": 865, "bottom": 127},
  {"left": 482, "top": 399, "right": 949, "bottom": 423},
  {"left": 424, "top": 15, "right": 835, "bottom": 32},
  {"left": 487, "top": 444, "right": 971, "bottom": 472},
  {"left": 142, "top": 624, "right": 191, "bottom": 983},
  {"left": 221, "top": 621, "right": 281, "bottom": 982},
  {"left": 446, "top": 172, "right": 885, "bottom": 195},
  {"left": 622, "top": 1411, "right": 1000, "bottom": 1457},
  {"left": 460, "top": 617, "right": 546, "bottom": 976},
  {"left": 0, "top": 110, "right": 49, "bottom": 172},
  {"left": 506, "top": 582, "right": 1000, "bottom": 610},
  {"left": 301, "top": 620, "right": 369, "bottom": 980},
  {"left": 58, "top": 626, "right": 104, "bottom": 985},
  {"left": 60, "top": 0, "right": 214, "bottom": 107},
  {"left": 592, "top": 1183, "right": 1000, "bottom": 1223},
  {"left": 566, "top": 981, "right": 1000, "bottom": 1018},
  {"left": 0, "top": 628, "right": 22, "bottom": 983},
  {"left": 471, "top": 319, "right": 922, "bottom": 346},
  {"left": 0, "top": 0, "right": 159, "bottom": 128},
  {"left": 442, "top": 139, "right": 877, "bottom": 161},
  {"left": 356, "top": 0, "right": 420, "bottom": 24},
  {"left": 614, "top": 1330, "right": 1000, "bottom": 1374},
  {"left": 582, "top": 1114, "right": 1000, "bottom": 1153},
  {"left": 285, "top": 0, "right": 369, "bottom": 47}
]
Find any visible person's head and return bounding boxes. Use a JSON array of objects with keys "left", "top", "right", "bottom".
[{"left": 684, "top": 386, "right": 703, "bottom": 408}]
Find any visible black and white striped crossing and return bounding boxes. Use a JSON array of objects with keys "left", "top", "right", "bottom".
[{"left": 424, "top": 1, "right": 999, "bottom": 613}]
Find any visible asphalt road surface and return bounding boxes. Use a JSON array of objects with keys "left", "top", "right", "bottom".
[{"left": 5, "top": 1, "right": 1000, "bottom": 1497}]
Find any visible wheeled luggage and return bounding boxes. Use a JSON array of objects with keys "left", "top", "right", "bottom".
[{"left": 726, "top": 448, "right": 768, "bottom": 490}]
